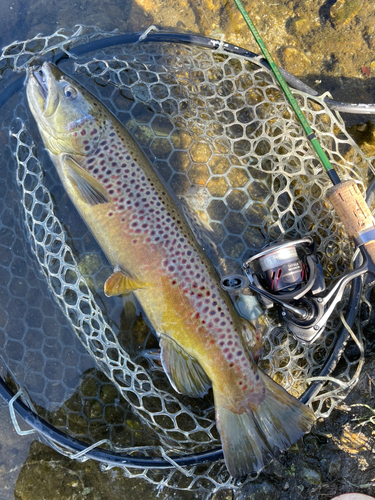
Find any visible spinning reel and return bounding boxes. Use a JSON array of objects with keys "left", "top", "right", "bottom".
[{"left": 221, "top": 237, "right": 369, "bottom": 343}]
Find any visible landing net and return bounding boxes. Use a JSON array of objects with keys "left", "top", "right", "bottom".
[{"left": 0, "top": 26, "right": 373, "bottom": 494}]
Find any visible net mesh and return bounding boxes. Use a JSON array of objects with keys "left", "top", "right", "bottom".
[{"left": 0, "top": 26, "right": 374, "bottom": 493}]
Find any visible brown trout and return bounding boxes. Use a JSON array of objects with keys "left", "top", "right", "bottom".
[{"left": 26, "top": 62, "right": 315, "bottom": 477}]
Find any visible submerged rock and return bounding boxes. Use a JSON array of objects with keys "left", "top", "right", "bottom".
[
  {"left": 279, "top": 47, "right": 311, "bottom": 75},
  {"left": 330, "top": 0, "right": 364, "bottom": 27},
  {"left": 300, "top": 464, "right": 321, "bottom": 486},
  {"left": 237, "top": 479, "right": 281, "bottom": 500}
]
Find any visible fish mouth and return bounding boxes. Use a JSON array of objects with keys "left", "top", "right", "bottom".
[
  {"left": 32, "top": 65, "right": 48, "bottom": 98},
  {"left": 29, "top": 62, "right": 59, "bottom": 118}
]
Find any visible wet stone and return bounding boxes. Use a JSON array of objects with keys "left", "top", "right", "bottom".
[
  {"left": 86, "top": 400, "right": 103, "bottom": 420},
  {"left": 99, "top": 383, "right": 119, "bottom": 404},
  {"left": 131, "top": 102, "right": 153, "bottom": 124},
  {"left": 328, "top": 457, "right": 341, "bottom": 476},
  {"left": 209, "top": 155, "right": 231, "bottom": 175},
  {"left": 209, "top": 222, "right": 227, "bottom": 244},
  {"left": 300, "top": 464, "right": 321, "bottom": 485},
  {"left": 223, "top": 212, "right": 246, "bottom": 234},
  {"left": 243, "top": 226, "right": 266, "bottom": 250},
  {"left": 190, "top": 142, "right": 212, "bottom": 163},
  {"left": 330, "top": 0, "right": 364, "bottom": 27},
  {"left": 211, "top": 488, "right": 234, "bottom": 500},
  {"left": 238, "top": 479, "right": 280, "bottom": 500},
  {"left": 133, "top": 125, "right": 153, "bottom": 146},
  {"left": 222, "top": 235, "right": 245, "bottom": 259},
  {"left": 170, "top": 129, "right": 193, "bottom": 149},
  {"left": 288, "top": 17, "right": 311, "bottom": 37},
  {"left": 80, "top": 377, "right": 99, "bottom": 398},
  {"left": 279, "top": 47, "right": 311, "bottom": 75},
  {"left": 227, "top": 167, "right": 249, "bottom": 188},
  {"left": 151, "top": 115, "right": 173, "bottom": 136},
  {"left": 225, "top": 189, "right": 248, "bottom": 211},
  {"left": 207, "top": 177, "right": 229, "bottom": 197},
  {"left": 264, "top": 458, "right": 284, "bottom": 482},
  {"left": 151, "top": 138, "right": 172, "bottom": 159},
  {"left": 245, "top": 203, "right": 268, "bottom": 225},
  {"left": 188, "top": 163, "right": 210, "bottom": 185},
  {"left": 207, "top": 199, "right": 228, "bottom": 221},
  {"left": 170, "top": 150, "right": 190, "bottom": 173},
  {"left": 247, "top": 181, "right": 269, "bottom": 202}
]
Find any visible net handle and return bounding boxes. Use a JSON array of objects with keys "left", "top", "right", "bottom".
[{"left": 326, "top": 180, "right": 375, "bottom": 265}]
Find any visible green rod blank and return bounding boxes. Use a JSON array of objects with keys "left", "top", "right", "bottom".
[{"left": 233, "top": 0, "right": 336, "bottom": 175}]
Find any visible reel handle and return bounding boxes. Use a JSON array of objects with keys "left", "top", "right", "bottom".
[{"left": 327, "top": 180, "right": 375, "bottom": 266}]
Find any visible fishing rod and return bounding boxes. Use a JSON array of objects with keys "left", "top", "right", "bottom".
[{"left": 222, "top": 0, "right": 375, "bottom": 343}]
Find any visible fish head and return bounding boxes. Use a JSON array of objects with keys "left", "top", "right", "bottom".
[{"left": 26, "top": 62, "right": 103, "bottom": 156}]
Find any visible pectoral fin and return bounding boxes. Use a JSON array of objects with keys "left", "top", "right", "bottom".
[
  {"left": 63, "top": 156, "right": 110, "bottom": 205},
  {"left": 104, "top": 267, "right": 150, "bottom": 296},
  {"left": 160, "top": 334, "right": 211, "bottom": 397}
]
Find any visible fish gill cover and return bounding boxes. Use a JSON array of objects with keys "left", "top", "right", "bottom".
[{"left": 0, "top": 26, "right": 373, "bottom": 493}]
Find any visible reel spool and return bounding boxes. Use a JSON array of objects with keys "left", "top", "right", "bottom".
[{"left": 221, "top": 237, "right": 368, "bottom": 343}]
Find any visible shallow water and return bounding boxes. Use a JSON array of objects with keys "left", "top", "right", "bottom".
[{"left": 1, "top": 1, "right": 375, "bottom": 499}]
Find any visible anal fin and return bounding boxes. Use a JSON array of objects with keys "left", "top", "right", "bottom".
[{"left": 160, "top": 334, "right": 211, "bottom": 397}]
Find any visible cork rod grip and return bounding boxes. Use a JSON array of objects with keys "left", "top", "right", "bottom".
[{"left": 326, "top": 179, "right": 375, "bottom": 264}]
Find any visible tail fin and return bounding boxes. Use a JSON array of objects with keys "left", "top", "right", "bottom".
[{"left": 214, "top": 370, "right": 315, "bottom": 478}]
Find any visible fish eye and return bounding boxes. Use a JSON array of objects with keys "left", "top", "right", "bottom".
[{"left": 64, "top": 86, "right": 78, "bottom": 99}]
